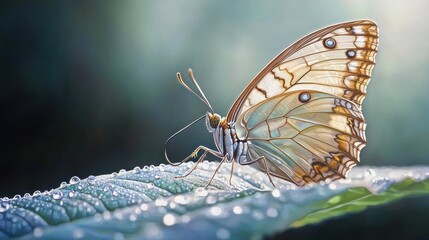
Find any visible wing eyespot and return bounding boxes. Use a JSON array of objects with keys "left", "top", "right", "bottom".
[
  {"left": 323, "top": 38, "right": 336, "bottom": 49},
  {"left": 345, "top": 26, "right": 354, "bottom": 33},
  {"left": 346, "top": 49, "right": 356, "bottom": 58},
  {"left": 298, "top": 92, "right": 311, "bottom": 103}
]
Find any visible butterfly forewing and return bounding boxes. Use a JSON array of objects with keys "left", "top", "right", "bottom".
[{"left": 228, "top": 20, "right": 378, "bottom": 185}]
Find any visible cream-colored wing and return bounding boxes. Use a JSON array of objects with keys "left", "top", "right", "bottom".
[
  {"left": 228, "top": 20, "right": 378, "bottom": 185},
  {"left": 239, "top": 91, "right": 365, "bottom": 185},
  {"left": 227, "top": 20, "right": 378, "bottom": 123}
]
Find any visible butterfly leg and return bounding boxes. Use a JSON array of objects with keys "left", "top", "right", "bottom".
[
  {"left": 260, "top": 156, "right": 277, "bottom": 188},
  {"left": 190, "top": 145, "right": 222, "bottom": 159},
  {"left": 205, "top": 155, "right": 228, "bottom": 189},
  {"left": 173, "top": 145, "right": 223, "bottom": 166},
  {"left": 239, "top": 155, "right": 276, "bottom": 188},
  {"left": 229, "top": 159, "right": 235, "bottom": 185},
  {"left": 174, "top": 150, "right": 208, "bottom": 179},
  {"left": 174, "top": 146, "right": 223, "bottom": 179}
]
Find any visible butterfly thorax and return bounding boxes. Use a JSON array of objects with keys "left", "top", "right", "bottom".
[{"left": 205, "top": 112, "right": 249, "bottom": 163}]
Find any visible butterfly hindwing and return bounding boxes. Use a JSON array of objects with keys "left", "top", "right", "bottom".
[{"left": 229, "top": 20, "right": 378, "bottom": 185}]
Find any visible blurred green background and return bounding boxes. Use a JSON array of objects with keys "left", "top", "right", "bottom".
[{"left": 2, "top": 1, "right": 429, "bottom": 236}]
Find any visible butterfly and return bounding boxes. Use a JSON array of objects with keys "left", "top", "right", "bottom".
[{"left": 165, "top": 20, "right": 378, "bottom": 187}]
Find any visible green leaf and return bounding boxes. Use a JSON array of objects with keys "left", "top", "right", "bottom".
[
  {"left": 291, "top": 177, "right": 429, "bottom": 228},
  {"left": 0, "top": 163, "right": 428, "bottom": 239}
]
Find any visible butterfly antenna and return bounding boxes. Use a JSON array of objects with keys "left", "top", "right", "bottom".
[
  {"left": 176, "top": 69, "right": 214, "bottom": 113},
  {"left": 164, "top": 114, "right": 206, "bottom": 166},
  {"left": 188, "top": 69, "right": 214, "bottom": 112}
]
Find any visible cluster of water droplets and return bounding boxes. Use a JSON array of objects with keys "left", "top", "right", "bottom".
[
  {"left": 1, "top": 164, "right": 428, "bottom": 239},
  {"left": 0, "top": 162, "right": 266, "bottom": 239}
]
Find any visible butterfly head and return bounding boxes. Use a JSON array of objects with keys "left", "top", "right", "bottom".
[{"left": 206, "top": 112, "right": 223, "bottom": 133}]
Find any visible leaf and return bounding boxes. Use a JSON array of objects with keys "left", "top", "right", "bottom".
[{"left": 0, "top": 162, "right": 428, "bottom": 239}]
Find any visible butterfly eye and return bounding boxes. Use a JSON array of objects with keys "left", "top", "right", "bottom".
[
  {"left": 346, "top": 49, "right": 356, "bottom": 58},
  {"left": 323, "top": 38, "right": 336, "bottom": 48},
  {"left": 210, "top": 113, "right": 221, "bottom": 128},
  {"left": 299, "top": 92, "right": 311, "bottom": 103}
]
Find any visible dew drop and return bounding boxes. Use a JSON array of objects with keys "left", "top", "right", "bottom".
[
  {"left": 147, "top": 183, "right": 154, "bottom": 189},
  {"left": 103, "top": 211, "right": 112, "bottom": 220},
  {"left": 87, "top": 175, "right": 95, "bottom": 184},
  {"left": 68, "top": 191, "right": 76, "bottom": 198},
  {"left": 210, "top": 206, "right": 223, "bottom": 216},
  {"left": 60, "top": 181, "right": 67, "bottom": 188},
  {"left": 216, "top": 228, "right": 230, "bottom": 239},
  {"left": 52, "top": 190, "right": 63, "bottom": 200},
  {"left": 181, "top": 215, "right": 191, "bottom": 223},
  {"left": 112, "top": 190, "right": 119, "bottom": 197},
  {"left": 172, "top": 195, "right": 185, "bottom": 205},
  {"left": 111, "top": 172, "right": 118, "bottom": 177},
  {"left": 370, "top": 178, "right": 393, "bottom": 193},
  {"left": 159, "top": 164, "right": 165, "bottom": 172},
  {"left": 114, "top": 211, "right": 124, "bottom": 220},
  {"left": 2, "top": 197, "right": 9, "bottom": 201},
  {"left": 324, "top": 178, "right": 333, "bottom": 184},
  {"left": 186, "top": 162, "right": 194, "bottom": 169},
  {"left": 140, "top": 203, "right": 148, "bottom": 211},
  {"left": 33, "top": 227, "right": 44, "bottom": 238},
  {"left": 233, "top": 206, "right": 243, "bottom": 215},
  {"left": 13, "top": 194, "right": 21, "bottom": 199},
  {"left": 129, "top": 214, "right": 137, "bottom": 222},
  {"left": 155, "top": 175, "right": 160, "bottom": 179},
  {"left": 202, "top": 161, "right": 209, "bottom": 170},
  {"left": 163, "top": 213, "right": 177, "bottom": 226},
  {"left": 143, "top": 166, "right": 149, "bottom": 172},
  {"left": 0, "top": 202, "right": 10, "bottom": 212},
  {"left": 266, "top": 207, "right": 279, "bottom": 218},
  {"left": 119, "top": 169, "right": 126, "bottom": 174},
  {"left": 23, "top": 193, "right": 31, "bottom": 198},
  {"left": 195, "top": 187, "right": 208, "bottom": 197},
  {"left": 33, "top": 190, "right": 41, "bottom": 196},
  {"left": 69, "top": 176, "right": 80, "bottom": 184},
  {"left": 149, "top": 165, "right": 155, "bottom": 170},
  {"left": 206, "top": 195, "right": 217, "bottom": 204},
  {"left": 271, "top": 189, "right": 281, "bottom": 198},
  {"left": 133, "top": 167, "right": 141, "bottom": 174}
]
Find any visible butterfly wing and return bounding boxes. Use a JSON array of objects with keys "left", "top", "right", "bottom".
[{"left": 228, "top": 20, "right": 378, "bottom": 185}]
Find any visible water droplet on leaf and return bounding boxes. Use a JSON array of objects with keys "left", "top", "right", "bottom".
[
  {"left": 163, "top": 213, "right": 177, "bottom": 226},
  {"left": 52, "top": 190, "right": 63, "bottom": 200},
  {"left": 69, "top": 176, "right": 80, "bottom": 184}
]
